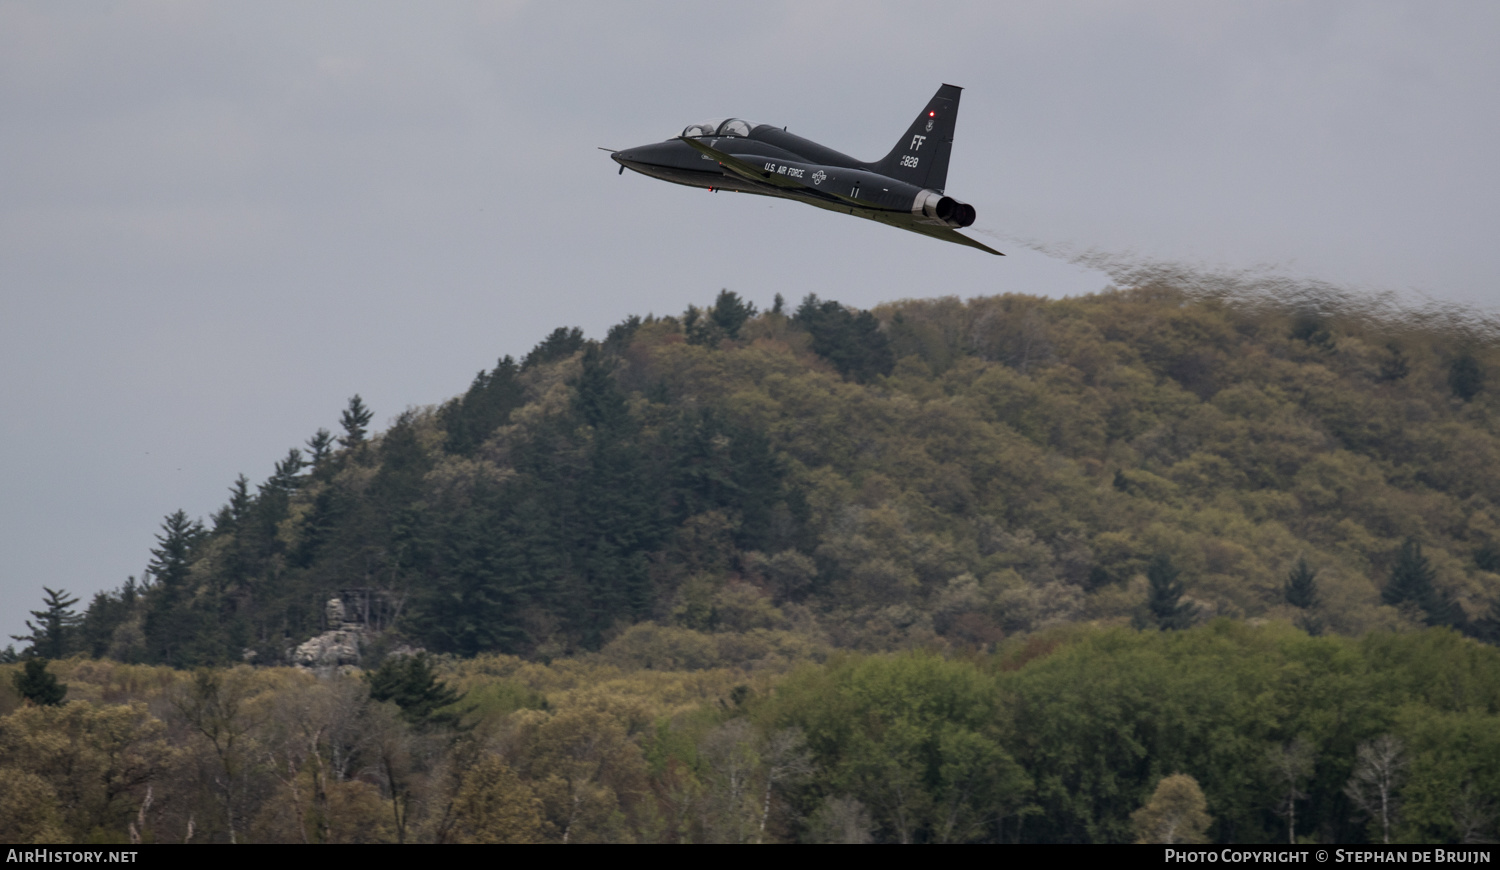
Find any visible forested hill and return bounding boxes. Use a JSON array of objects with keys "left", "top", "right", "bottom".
[{"left": 18, "top": 284, "right": 1500, "bottom": 666}]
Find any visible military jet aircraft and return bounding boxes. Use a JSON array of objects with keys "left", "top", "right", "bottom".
[{"left": 609, "top": 84, "right": 1002, "bottom": 255}]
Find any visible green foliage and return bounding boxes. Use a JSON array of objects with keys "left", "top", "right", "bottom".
[
  {"left": 523, "top": 326, "right": 584, "bottom": 369},
  {"left": 56, "top": 284, "right": 1500, "bottom": 675},
  {"left": 1377, "top": 343, "right": 1410, "bottom": 382},
  {"left": 11, "top": 587, "right": 80, "bottom": 660},
  {"left": 793, "top": 294, "right": 894, "bottom": 383},
  {"left": 1284, "top": 559, "right": 1324, "bottom": 636},
  {"left": 710, "top": 289, "right": 757, "bottom": 339},
  {"left": 1289, "top": 314, "right": 1334, "bottom": 350},
  {"left": 771, "top": 652, "right": 1031, "bottom": 843},
  {"left": 1000, "top": 622, "right": 1500, "bottom": 843},
  {"left": 12, "top": 658, "right": 67, "bottom": 706},
  {"left": 142, "top": 510, "right": 213, "bottom": 667},
  {"left": 4, "top": 623, "right": 1497, "bottom": 844},
  {"left": 338, "top": 394, "right": 373, "bottom": 447},
  {"left": 1141, "top": 555, "right": 1196, "bottom": 631},
  {"left": 442, "top": 355, "right": 524, "bottom": 455},
  {"left": 1384, "top": 539, "right": 1453, "bottom": 626},
  {"left": 1132, "top": 773, "right": 1212, "bottom": 843},
  {"left": 305, "top": 427, "right": 335, "bottom": 469},
  {"left": 1284, "top": 559, "right": 1319, "bottom": 610},
  {"left": 1448, "top": 352, "right": 1483, "bottom": 402},
  {"left": 367, "top": 654, "right": 464, "bottom": 729}
]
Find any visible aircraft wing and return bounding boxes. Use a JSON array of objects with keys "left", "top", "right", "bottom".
[
  {"left": 677, "top": 137, "right": 809, "bottom": 190},
  {"left": 680, "top": 136, "right": 1002, "bottom": 256}
]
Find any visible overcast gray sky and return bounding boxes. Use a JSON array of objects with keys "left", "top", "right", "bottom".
[{"left": 4, "top": 1, "right": 1498, "bottom": 645}]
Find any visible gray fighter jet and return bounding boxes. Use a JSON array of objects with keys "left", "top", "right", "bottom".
[{"left": 609, "top": 84, "right": 1001, "bottom": 255}]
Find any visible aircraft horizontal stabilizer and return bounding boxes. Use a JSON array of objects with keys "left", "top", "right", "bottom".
[
  {"left": 871, "top": 211, "right": 1004, "bottom": 255},
  {"left": 935, "top": 230, "right": 1004, "bottom": 256}
]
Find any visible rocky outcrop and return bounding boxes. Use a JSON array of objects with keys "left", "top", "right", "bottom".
[{"left": 291, "top": 597, "right": 365, "bottom": 677}]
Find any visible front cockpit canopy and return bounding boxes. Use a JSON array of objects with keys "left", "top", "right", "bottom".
[{"left": 681, "top": 118, "right": 752, "bottom": 138}]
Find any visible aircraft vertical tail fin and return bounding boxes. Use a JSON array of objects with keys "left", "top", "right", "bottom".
[{"left": 867, "top": 84, "right": 962, "bottom": 193}]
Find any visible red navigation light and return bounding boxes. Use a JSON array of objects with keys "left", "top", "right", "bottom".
[{"left": 928, "top": 111, "right": 935, "bottom": 117}]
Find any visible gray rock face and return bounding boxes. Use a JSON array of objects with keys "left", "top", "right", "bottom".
[{"left": 292, "top": 598, "right": 365, "bottom": 677}]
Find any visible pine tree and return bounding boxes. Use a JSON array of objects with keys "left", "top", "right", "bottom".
[
  {"left": 1289, "top": 313, "right": 1334, "bottom": 350},
  {"left": 1143, "top": 554, "right": 1196, "bottom": 630},
  {"left": 143, "top": 510, "right": 206, "bottom": 665},
  {"left": 271, "top": 448, "right": 304, "bottom": 490},
  {"left": 568, "top": 344, "right": 663, "bottom": 641},
  {"left": 1449, "top": 352, "right": 1484, "bottom": 402},
  {"left": 11, "top": 587, "right": 81, "bottom": 659},
  {"left": 1284, "top": 559, "right": 1318, "bottom": 608},
  {"left": 79, "top": 578, "right": 141, "bottom": 660},
  {"left": 1384, "top": 538, "right": 1452, "bottom": 625},
  {"left": 1377, "top": 343, "right": 1410, "bottom": 382},
  {"left": 305, "top": 428, "right": 334, "bottom": 468},
  {"left": 522, "top": 326, "right": 584, "bottom": 370},
  {"left": 12, "top": 658, "right": 66, "bottom": 706},
  {"left": 793, "top": 294, "right": 895, "bottom": 383},
  {"left": 442, "top": 356, "right": 524, "bottom": 456},
  {"left": 1476, "top": 543, "right": 1500, "bottom": 573},
  {"left": 1284, "top": 558, "right": 1323, "bottom": 636},
  {"left": 368, "top": 654, "right": 464, "bottom": 729},
  {"left": 710, "top": 289, "right": 757, "bottom": 339},
  {"left": 338, "top": 394, "right": 374, "bottom": 447}
]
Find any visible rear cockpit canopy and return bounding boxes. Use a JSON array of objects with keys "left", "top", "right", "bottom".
[{"left": 681, "top": 118, "right": 752, "bottom": 138}]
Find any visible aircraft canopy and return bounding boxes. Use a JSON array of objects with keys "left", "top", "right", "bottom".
[{"left": 681, "top": 118, "right": 752, "bottom": 138}]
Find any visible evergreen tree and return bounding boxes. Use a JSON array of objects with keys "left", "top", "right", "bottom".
[
  {"left": 604, "top": 314, "right": 643, "bottom": 354},
  {"left": 442, "top": 356, "right": 524, "bottom": 456},
  {"left": 710, "top": 289, "right": 757, "bottom": 339},
  {"left": 1284, "top": 558, "right": 1323, "bottom": 636},
  {"left": 1448, "top": 352, "right": 1484, "bottom": 402},
  {"left": 368, "top": 654, "right": 464, "bottom": 729},
  {"left": 1465, "top": 598, "right": 1500, "bottom": 646},
  {"left": 567, "top": 344, "right": 663, "bottom": 641},
  {"left": 11, "top": 587, "right": 80, "bottom": 659},
  {"left": 338, "top": 394, "right": 374, "bottom": 447},
  {"left": 1476, "top": 543, "right": 1500, "bottom": 573},
  {"left": 406, "top": 484, "right": 537, "bottom": 656},
  {"left": 1142, "top": 554, "right": 1195, "bottom": 630},
  {"left": 682, "top": 305, "right": 725, "bottom": 346},
  {"left": 1284, "top": 558, "right": 1319, "bottom": 609},
  {"left": 305, "top": 428, "right": 335, "bottom": 469},
  {"left": 1289, "top": 313, "right": 1333, "bottom": 350},
  {"left": 793, "top": 294, "right": 895, "bottom": 383},
  {"left": 271, "top": 448, "right": 304, "bottom": 490},
  {"left": 1383, "top": 539, "right": 1452, "bottom": 626},
  {"left": 12, "top": 658, "right": 66, "bottom": 706},
  {"left": 666, "top": 408, "right": 785, "bottom": 551},
  {"left": 522, "top": 326, "right": 584, "bottom": 370},
  {"left": 212, "top": 474, "right": 253, "bottom": 533},
  {"left": 1377, "top": 343, "right": 1410, "bottom": 382},
  {"left": 142, "top": 510, "right": 206, "bottom": 665},
  {"left": 78, "top": 578, "right": 141, "bottom": 660}
]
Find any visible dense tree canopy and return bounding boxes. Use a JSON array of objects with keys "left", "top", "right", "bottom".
[{"left": 6, "top": 283, "right": 1500, "bottom": 843}]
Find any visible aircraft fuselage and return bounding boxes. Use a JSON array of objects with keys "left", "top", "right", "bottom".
[
  {"left": 615, "top": 129, "right": 924, "bottom": 213},
  {"left": 610, "top": 84, "right": 1001, "bottom": 255}
]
